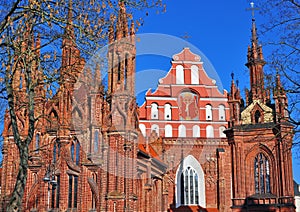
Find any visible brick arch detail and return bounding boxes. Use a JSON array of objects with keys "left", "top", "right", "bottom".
[
  {"left": 87, "top": 177, "right": 99, "bottom": 205},
  {"left": 245, "top": 143, "right": 277, "bottom": 195}
]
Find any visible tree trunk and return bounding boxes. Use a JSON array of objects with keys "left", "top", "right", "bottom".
[{"left": 6, "top": 144, "right": 29, "bottom": 212}]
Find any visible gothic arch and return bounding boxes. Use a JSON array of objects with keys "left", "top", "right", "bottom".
[
  {"left": 87, "top": 177, "right": 99, "bottom": 206},
  {"left": 245, "top": 144, "right": 277, "bottom": 195},
  {"left": 175, "top": 155, "right": 206, "bottom": 208}
]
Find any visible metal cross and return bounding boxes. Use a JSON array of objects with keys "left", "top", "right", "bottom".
[
  {"left": 181, "top": 32, "right": 191, "bottom": 41},
  {"left": 246, "top": 2, "right": 259, "bottom": 19}
]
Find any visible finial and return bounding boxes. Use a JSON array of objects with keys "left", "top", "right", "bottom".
[
  {"left": 231, "top": 72, "right": 234, "bottom": 80},
  {"left": 246, "top": 2, "right": 259, "bottom": 21}
]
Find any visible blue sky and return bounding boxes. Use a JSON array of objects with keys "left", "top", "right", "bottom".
[{"left": 134, "top": 0, "right": 300, "bottom": 183}]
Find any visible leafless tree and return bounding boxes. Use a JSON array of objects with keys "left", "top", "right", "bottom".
[
  {"left": 0, "top": 0, "right": 164, "bottom": 210},
  {"left": 258, "top": 0, "right": 300, "bottom": 144}
]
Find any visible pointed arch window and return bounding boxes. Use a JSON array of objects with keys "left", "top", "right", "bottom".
[
  {"left": 35, "top": 133, "right": 40, "bottom": 153},
  {"left": 53, "top": 139, "right": 60, "bottom": 163},
  {"left": 255, "top": 110, "right": 261, "bottom": 123},
  {"left": 176, "top": 65, "right": 184, "bottom": 84},
  {"left": 151, "top": 103, "right": 159, "bottom": 119},
  {"left": 180, "top": 167, "right": 199, "bottom": 205},
  {"left": 254, "top": 153, "right": 270, "bottom": 194},
  {"left": 205, "top": 105, "right": 212, "bottom": 120},
  {"left": 71, "top": 139, "right": 80, "bottom": 165},
  {"left": 94, "top": 131, "right": 99, "bottom": 153}
]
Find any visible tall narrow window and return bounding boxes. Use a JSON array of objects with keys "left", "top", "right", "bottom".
[
  {"left": 35, "top": 134, "right": 40, "bottom": 153},
  {"left": 255, "top": 110, "right": 261, "bottom": 123},
  {"left": 165, "top": 124, "right": 173, "bottom": 137},
  {"left": 71, "top": 142, "right": 75, "bottom": 161},
  {"left": 76, "top": 142, "right": 80, "bottom": 165},
  {"left": 176, "top": 65, "right": 184, "bottom": 84},
  {"left": 180, "top": 167, "right": 199, "bottom": 205},
  {"left": 53, "top": 139, "right": 60, "bottom": 163},
  {"left": 218, "top": 105, "right": 225, "bottom": 121},
  {"left": 206, "top": 125, "right": 214, "bottom": 138},
  {"left": 164, "top": 103, "right": 172, "bottom": 120},
  {"left": 254, "top": 153, "right": 270, "bottom": 194},
  {"left": 192, "top": 125, "right": 200, "bottom": 137},
  {"left": 205, "top": 105, "right": 212, "bottom": 120},
  {"left": 74, "top": 176, "right": 78, "bottom": 208},
  {"left": 68, "top": 175, "right": 78, "bottom": 209},
  {"left": 151, "top": 124, "right": 159, "bottom": 136},
  {"left": 124, "top": 54, "right": 128, "bottom": 90},
  {"left": 68, "top": 175, "right": 73, "bottom": 208},
  {"left": 56, "top": 175, "right": 60, "bottom": 208},
  {"left": 219, "top": 126, "right": 226, "bottom": 138},
  {"left": 191, "top": 65, "right": 199, "bottom": 84},
  {"left": 139, "top": 124, "right": 146, "bottom": 137},
  {"left": 94, "top": 131, "right": 99, "bottom": 153},
  {"left": 178, "top": 125, "right": 186, "bottom": 137},
  {"left": 151, "top": 103, "right": 159, "bottom": 119}
]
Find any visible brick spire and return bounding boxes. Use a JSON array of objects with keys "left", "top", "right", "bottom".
[{"left": 245, "top": 3, "right": 266, "bottom": 104}]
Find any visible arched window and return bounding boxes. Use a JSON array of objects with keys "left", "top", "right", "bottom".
[
  {"left": 175, "top": 155, "right": 206, "bottom": 208},
  {"left": 178, "top": 125, "right": 186, "bottom": 137},
  {"left": 165, "top": 124, "right": 173, "bottom": 137},
  {"left": 181, "top": 167, "right": 199, "bottom": 205},
  {"left": 71, "top": 140, "right": 80, "bottom": 165},
  {"left": 151, "top": 124, "right": 159, "bottom": 136},
  {"left": 35, "top": 133, "right": 40, "bottom": 153},
  {"left": 76, "top": 141, "right": 80, "bottom": 165},
  {"left": 219, "top": 126, "right": 226, "bottom": 138},
  {"left": 206, "top": 125, "right": 214, "bottom": 138},
  {"left": 205, "top": 105, "right": 212, "bottom": 120},
  {"left": 255, "top": 110, "right": 261, "bottom": 123},
  {"left": 176, "top": 65, "right": 184, "bottom": 84},
  {"left": 151, "top": 103, "right": 159, "bottom": 119},
  {"left": 94, "top": 131, "right": 99, "bottom": 153},
  {"left": 191, "top": 65, "right": 199, "bottom": 84},
  {"left": 71, "top": 143, "right": 75, "bottom": 161},
  {"left": 192, "top": 125, "right": 200, "bottom": 138},
  {"left": 218, "top": 105, "right": 225, "bottom": 121},
  {"left": 139, "top": 124, "right": 146, "bottom": 137},
  {"left": 53, "top": 139, "right": 60, "bottom": 163},
  {"left": 254, "top": 153, "right": 270, "bottom": 194},
  {"left": 164, "top": 104, "right": 172, "bottom": 120}
]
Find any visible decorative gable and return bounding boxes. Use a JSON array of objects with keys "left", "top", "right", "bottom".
[{"left": 241, "top": 100, "right": 273, "bottom": 124}]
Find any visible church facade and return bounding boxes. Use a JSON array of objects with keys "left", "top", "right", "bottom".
[{"left": 0, "top": 2, "right": 296, "bottom": 212}]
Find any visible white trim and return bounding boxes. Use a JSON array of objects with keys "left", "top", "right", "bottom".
[
  {"left": 139, "top": 120, "right": 228, "bottom": 124},
  {"left": 172, "top": 61, "right": 204, "bottom": 65},
  {"left": 145, "top": 96, "right": 177, "bottom": 101},
  {"left": 175, "top": 155, "right": 206, "bottom": 208},
  {"left": 199, "top": 97, "right": 228, "bottom": 101}
]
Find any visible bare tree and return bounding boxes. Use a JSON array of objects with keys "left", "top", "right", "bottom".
[
  {"left": 257, "top": 0, "right": 300, "bottom": 143},
  {"left": 0, "top": 0, "right": 164, "bottom": 210}
]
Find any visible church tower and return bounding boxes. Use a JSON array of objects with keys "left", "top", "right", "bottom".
[
  {"left": 226, "top": 4, "right": 295, "bottom": 212},
  {"left": 101, "top": 2, "right": 139, "bottom": 211}
]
